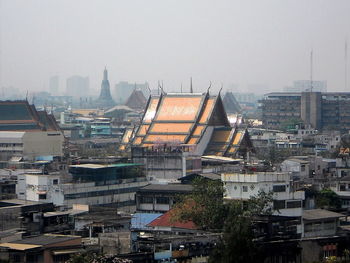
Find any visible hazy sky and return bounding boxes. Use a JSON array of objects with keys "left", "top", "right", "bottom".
[{"left": 1, "top": 0, "right": 350, "bottom": 95}]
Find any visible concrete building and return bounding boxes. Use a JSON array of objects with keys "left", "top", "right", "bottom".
[
  {"left": 260, "top": 92, "right": 350, "bottom": 131},
  {"left": 0, "top": 234, "right": 82, "bottom": 263},
  {"left": 49, "top": 76, "right": 59, "bottom": 96},
  {"left": 17, "top": 164, "right": 148, "bottom": 211},
  {"left": 0, "top": 101, "right": 64, "bottom": 161},
  {"left": 66, "top": 75, "right": 89, "bottom": 97},
  {"left": 280, "top": 158, "right": 310, "bottom": 179},
  {"left": 221, "top": 172, "right": 305, "bottom": 218},
  {"left": 114, "top": 81, "right": 149, "bottom": 104},
  {"left": 0, "top": 131, "right": 64, "bottom": 161},
  {"left": 135, "top": 184, "right": 193, "bottom": 213},
  {"left": 284, "top": 80, "right": 327, "bottom": 92}
]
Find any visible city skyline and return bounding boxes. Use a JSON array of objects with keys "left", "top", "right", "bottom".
[{"left": 1, "top": 0, "right": 350, "bottom": 94}]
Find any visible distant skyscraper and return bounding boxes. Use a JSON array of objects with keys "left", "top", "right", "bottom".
[
  {"left": 284, "top": 80, "right": 327, "bottom": 92},
  {"left": 49, "top": 76, "right": 59, "bottom": 95},
  {"left": 66, "top": 76, "right": 89, "bottom": 97},
  {"left": 114, "top": 81, "right": 150, "bottom": 104},
  {"left": 95, "top": 68, "right": 115, "bottom": 108}
]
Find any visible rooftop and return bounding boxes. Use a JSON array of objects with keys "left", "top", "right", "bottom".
[
  {"left": 69, "top": 163, "right": 142, "bottom": 169},
  {"left": 138, "top": 183, "right": 193, "bottom": 193},
  {"left": 147, "top": 210, "right": 197, "bottom": 230},
  {"left": 303, "top": 209, "right": 344, "bottom": 221},
  {"left": 13, "top": 234, "right": 80, "bottom": 246}
]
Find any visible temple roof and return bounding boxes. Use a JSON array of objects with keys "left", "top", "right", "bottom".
[
  {"left": 125, "top": 89, "right": 147, "bottom": 110},
  {"left": 223, "top": 92, "right": 241, "bottom": 114},
  {"left": 126, "top": 92, "right": 252, "bottom": 157},
  {"left": 0, "top": 101, "right": 60, "bottom": 132}
]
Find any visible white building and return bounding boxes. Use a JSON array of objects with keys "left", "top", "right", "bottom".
[
  {"left": 280, "top": 158, "right": 310, "bottom": 179},
  {"left": 0, "top": 131, "right": 64, "bottom": 161},
  {"left": 221, "top": 172, "right": 305, "bottom": 218},
  {"left": 16, "top": 172, "right": 148, "bottom": 212}
]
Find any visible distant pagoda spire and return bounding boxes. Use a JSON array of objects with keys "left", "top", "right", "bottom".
[{"left": 96, "top": 67, "right": 115, "bottom": 108}]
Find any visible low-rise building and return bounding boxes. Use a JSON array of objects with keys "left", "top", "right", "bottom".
[
  {"left": 16, "top": 163, "right": 148, "bottom": 211},
  {"left": 0, "top": 234, "right": 82, "bottom": 263},
  {"left": 135, "top": 184, "right": 193, "bottom": 213},
  {"left": 222, "top": 172, "right": 305, "bottom": 218}
]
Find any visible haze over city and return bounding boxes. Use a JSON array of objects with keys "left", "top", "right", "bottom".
[{"left": 1, "top": 0, "right": 350, "bottom": 94}]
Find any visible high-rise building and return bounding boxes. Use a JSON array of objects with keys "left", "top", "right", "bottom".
[
  {"left": 95, "top": 68, "right": 115, "bottom": 108},
  {"left": 114, "top": 82, "right": 150, "bottom": 104},
  {"left": 49, "top": 76, "right": 59, "bottom": 95},
  {"left": 260, "top": 92, "right": 350, "bottom": 131},
  {"left": 284, "top": 80, "right": 327, "bottom": 92},
  {"left": 66, "top": 75, "right": 89, "bottom": 97}
]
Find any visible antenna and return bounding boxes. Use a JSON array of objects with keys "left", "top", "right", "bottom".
[
  {"left": 345, "top": 39, "right": 348, "bottom": 90},
  {"left": 310, "top": 50, "right": 313, "bottom": 92},
  {"left": 181, "top": 83, "right": 183, "bottom": 93}
]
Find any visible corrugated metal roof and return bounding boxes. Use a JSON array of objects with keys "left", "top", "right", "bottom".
[
  {"left": 303, "top": 209, "right": 344, "bottom": 221},
  {"left": 138, "top": 184, "right": 193, "bottom": 192},
  {"left": 131, "top": 213, "right": 163, "bottom": 230},
  {"left": 0, "top": 243, "right": 42, "bottom": 250},
  {"left": 0, "top": 131, "right": 25, "bottom": 139}
]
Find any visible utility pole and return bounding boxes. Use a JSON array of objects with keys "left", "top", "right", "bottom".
[
  {"left": 310, "top": 50, "right": 313, "bottom": 92},
  {"left": 345, "top": 39, "right": 348, "bottom": 90}
]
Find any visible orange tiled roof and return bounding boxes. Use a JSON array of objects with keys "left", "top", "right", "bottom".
[{"left": 147, "top": 210, "right": 197, "bottom": 230}]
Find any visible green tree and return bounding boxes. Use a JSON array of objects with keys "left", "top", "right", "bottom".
[
  {"left": 315, "top": 188, "right": 342, "bottom": 209},
  {"left": 172, "top": 177, "right": 227, "bottom": 231},
  {"left": 173, "top": 178, "right": 274, "bottom": 263}
]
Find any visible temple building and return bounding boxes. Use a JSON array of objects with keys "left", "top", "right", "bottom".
[
  {"left": 223, "top": 91, "right": 241, "bottom": 114},
  {"left": 0, "top": 100, "right": 64, "bottom": 161},
  {"left": 131, "top": 92, "right": 251, "bottom": 157},
  {"left": 121, "top": 92, "right": 253, "bottom": 180},
  {"left": 125, "top": 88, "right": 147, "bottom": 111},
  {"left": 95, "top": 67, "right": 115, "bottom": 108}
]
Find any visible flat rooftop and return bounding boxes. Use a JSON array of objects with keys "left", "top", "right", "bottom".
[
  {"left": 138, "top": 183, "right": 193, "bottom": 193},
  {"left": 10, "top": 234, "right": 80, "bottom": 246},
  {"left": 69, "top": 163, "right": 142, "bottom": 169},
  {"left": 303, "top": 209, "right": 344, "bottom": 221}
]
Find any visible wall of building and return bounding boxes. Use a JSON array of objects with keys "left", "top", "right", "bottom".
[
  {"left": 22, "top": 131, "right": 64, "bottom": 159},
  {"left": 222, "top": 172, "right": 305, "bottom": 218}
]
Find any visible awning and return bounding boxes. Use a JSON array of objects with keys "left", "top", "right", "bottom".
[
  {"left": 52, "top": 249, "right": 83, "bottom": 255},
  {"left": 9, "top": 156, "right": 23, "bottom": 162},
  {"left": 202, "top": 155, "right": 242, "bottom": 163},
  {"left": 0, "top": 243, "right": 42, "bottom": 251}
]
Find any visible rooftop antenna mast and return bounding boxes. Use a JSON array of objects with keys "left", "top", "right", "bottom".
[
  {"left": 190, "top": 77, "right": 193, "bottom": 93},
  {"left": 345, "top": 39, "right": 348, "bottom": 90},
  {"left": 310, "top": 50, "right": 313, "bottom": 92}
]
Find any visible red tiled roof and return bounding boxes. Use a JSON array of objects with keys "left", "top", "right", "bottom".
[{"left": 147, "top": 210, "right": 197, "bottom": 230}]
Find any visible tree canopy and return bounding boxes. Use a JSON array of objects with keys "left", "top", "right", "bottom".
[{"left": 172, "top": 177, "right": 274, "bottom": 263}]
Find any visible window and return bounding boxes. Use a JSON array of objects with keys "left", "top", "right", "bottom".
[
  {"left": 273, "top": 200, "right": 285, "bottom": 210},
  {"left": 301, "top": 165, "right": 305, "bottom": 172},
  {"left": 140, "top": 196, "right": 153, "bottom": 204},
  {"left": 39, "top": 194, "right": 47, "bottom": 200},
  {"left": 53, "top": 179, "right": 58, "bottom": 185},
  {"left": 156, "top": 197, "right": 169, "bottom": 204},
  {"left": 286, "top": 200, "right": 301, "bottom": 208},
  {"left": 273, "top": 185, "right": 286, "bottom": 192},
  {"left": 242, "top": 186, "right": 248, "bottom": 192}
]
